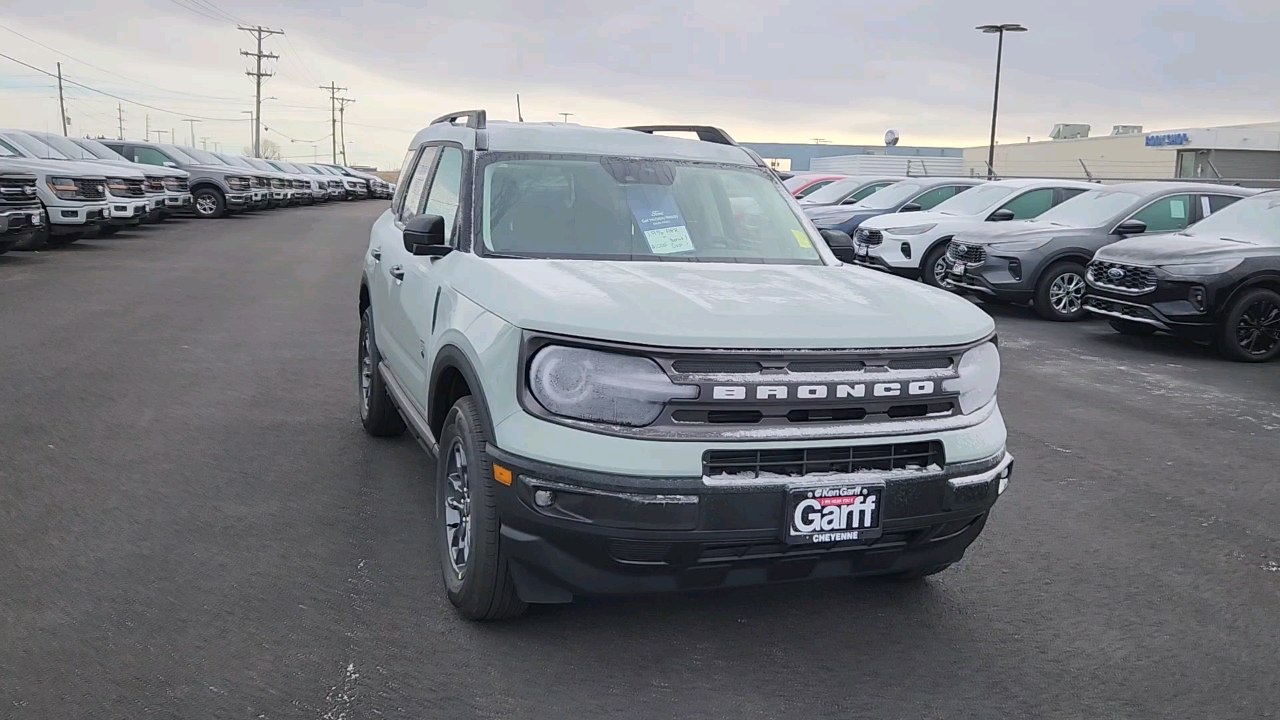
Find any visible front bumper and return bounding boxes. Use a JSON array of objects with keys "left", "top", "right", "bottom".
[
  {"left": 165, "top": 192, "right": 194, "bottom": 209},
  {"left": 47, "top": 202, "right": 110, "bottom": 230},
  {"left": 1, "top": 206, "right": 45, "bottom": 235},
  {"left": 226, "top": 192, "right": 249, "bottom": 208},
  {"left": 488, "top": 445, "right": 1013, "bottom": 600},
  {"left": 945, "top": 253, "right": 1037, "bottom": 303},
  {"left": 1083, "top": 275, "right": 1230, "bottom": 341},
  {"left": 107, "top": 198, "right": 148, "bottom": 225}
]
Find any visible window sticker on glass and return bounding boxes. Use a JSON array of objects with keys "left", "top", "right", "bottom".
[
  {"left": 792, "top": 229, "right": 813, "bottom": 248},
  {"left": 625, "top": 185, "right": 695, "bottom": 254},
  {"left": 1170, "top": 199, "right": 1186, "bottom": 219}
]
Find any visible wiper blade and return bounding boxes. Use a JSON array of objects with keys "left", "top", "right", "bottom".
[
  {"left": 1217, "top": 237, "right": 1252, "bottom": 245},
  {"left": 482, "top": 251, "right": 536, "bottom": 259}
]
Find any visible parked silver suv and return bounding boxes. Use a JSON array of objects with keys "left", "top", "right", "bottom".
[{"left": 104, "top": 141, "right": 254, "bottom": 219}]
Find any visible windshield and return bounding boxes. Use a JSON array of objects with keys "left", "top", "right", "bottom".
[
  {"left": 73, "top": 138, "right": 131, "bottom": 162},
  {"left": 31, "top": 133, "right": 96, "bottom": 160},
  {"left": 0, "top": 139, "right": 20, "bottom": 158},
  {"left": 855, "top": 181, "right": 923, "bottom": 210},
  {"left": 802, "top": 178, "right": 870, "bottom": 205},
  {"left": 480, "top": 155, "right": 824, "bottom": 264},
  {"left": 179, "top": 146, "right": 225, "bottom": 165},
  {"left": 217, "top": 154, "right": 255, "bottom": 169},
  {"left": 1184, "top": 193, "right": 1280, "bottom": 244},
  {"left": 1034, "top": 189, "right": 1141, "bottom": 227},
  {"left": 244, "top": 158, "right": 275, "bottom": 171},
  {"left": 158, "top": 145, "right": 201, "bottom": 165},
  {"left": 932, "top": 184, "right": 1017, "bottom": 216},
  {"left": 6, "top": 132, "right": 69, "bottom": 160}
]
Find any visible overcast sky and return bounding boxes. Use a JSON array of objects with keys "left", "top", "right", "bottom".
[{"left": 2, "top": 0, "right": 1276, "bottom": 170}]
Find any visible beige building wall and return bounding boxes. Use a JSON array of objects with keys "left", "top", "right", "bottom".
[{"left": 963, "top": 134, "right": 1170, "bottom": 181}]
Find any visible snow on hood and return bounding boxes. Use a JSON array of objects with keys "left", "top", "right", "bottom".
[
  {"left": 861, "top": 210, "right": 969, "bottom": 230},
  {"left": 1095, "top": 232, "right": 1279, "bottom": 264},
  {"left": 0, "top": 156, "right": 113, "bottom": 178},
  {"left": 952, "top": 219, "right": 1085, "bottom": 245},
  {"left": 448, "top": 256, "right": 995, "bottom": 350}
]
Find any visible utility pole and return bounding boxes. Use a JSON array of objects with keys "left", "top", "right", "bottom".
[
  {"left": 337, "top": 96, "right": 355, "bottom": 165},
  {"left": 319, "top": 82, "right": 347, "bottom": 163},
  {"left": 145, "top": 114, "right": 150, "bottom": 142},
  {"left": 117, "top": 103, "right": 124, "bottom": 141},
  {"left": 184, "top": 119, "right": 201, "bottom": 146},
  {"left": 56, "top": 62, "right": 68, "bottom": 136},
  {"left": 241, "top": 110, "right": 254, "bottom": 152},
  {"left": 559, "top": 112, "right": 573, "bottom": 124},
  {"left": 239, "top": 24, "right": 283, "bottom": 158},
  {"left": 212, "top": 141, "right": 220, "bottom": 152},
  {"left": 201, "top": 137, "right": 209, "bottom": 151}
]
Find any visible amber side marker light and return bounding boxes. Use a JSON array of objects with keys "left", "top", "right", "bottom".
[{"left": 492, "top": 464, "right": 513, "bottom": 486}]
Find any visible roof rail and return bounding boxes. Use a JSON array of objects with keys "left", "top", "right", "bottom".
[
  {"left": 431, "top": 110, "right": 487, "bottom": 130},
  {"left": 622, "top": 125, "right": 738, "bottom": 146}
]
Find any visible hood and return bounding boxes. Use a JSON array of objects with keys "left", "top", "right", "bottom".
[
  {"left": 182, "top": 163, "right": 243, "bottom": 175},
  {"left": 1095, "top": 232, "right": 1280, "bottom": 264},
  {"left": 73, "top": 159, "right": 149, "bottom": 179},
  {"left": 953, "top": 219, "right": 1087, "bottom": 245},
  {"left": 805, "top": 205, "right": 888, "bottom": 229},
  {"left": 860, "top": 210, "right": 971, "bottom": 230},
  {"left": 449, "top": 256, "right": 995, "bottom": 349},
  {"left": 0, "top": 156, "right": 109, "bottom": 178}
]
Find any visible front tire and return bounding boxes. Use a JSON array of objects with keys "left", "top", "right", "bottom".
[
  {"left": 192, "top": 188, "right": 226, "bottom": 219},
  {"left": 1218, "top": 288, "right": 1280, "bottom": 362},
  {"left": 1109, "top": 319, "right": 1157, "bottom": 336},
  {"left": 1034, "top": 261, "right": 1088, "bottom": 321},
  {"left": 921, "top": 243, "right": 951, "bottom": 288},
  {"left": 358, "top": 308, "right": 406, "bottom": 437},
  {"left": 437, "top": 396, "right": 527, "bottom": 621}
]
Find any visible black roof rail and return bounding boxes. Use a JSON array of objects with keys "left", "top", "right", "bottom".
[
  {"left": 622, "top": 125, "right": 738, "bottom": 146},
  {"left": 431, "top": 110, "right": 487, "bottom": 129}
]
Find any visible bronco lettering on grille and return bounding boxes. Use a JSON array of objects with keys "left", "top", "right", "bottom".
[{"left": 710, "top": 381, "right": 936, "bottom": 401}]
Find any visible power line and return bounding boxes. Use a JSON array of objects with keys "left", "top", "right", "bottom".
[
  {"left": 280, "top": 33, "right": 321, "bottom": 87},
  {"left": 319, "top": 81, "right": 346, "bottom": 163},
  {"left": 191, "top": 0, "right": 244, "bottom": 24},
  {"left": 166, "top": 0, "right": 228, "bottom": 23},
  {"left": 0, "top": 51, "right": 246, "bottom": 121}
]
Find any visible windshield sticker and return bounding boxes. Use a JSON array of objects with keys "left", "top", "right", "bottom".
[
  {"left": 792, "top": 229, "right": 813, "bottom": 249},
  {"left": 1170, "top": 199, "right": 1186, "bottom": 219},
  {"left": 626, "top": 185, "right": 695, "bottom": 254}
]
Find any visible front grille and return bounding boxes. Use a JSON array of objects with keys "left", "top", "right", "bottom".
[
  {"left": 74, "top": 179, "right": 105, "bottom": 199},
  {"left": 120, "top": 178, "right": 146, "bottom": 197},
  {"left": 292, "top": 180, "right": 305, "bottom": 189},
  {"left": 704, "top": 441, "right": 944, "bottom": 478},
  {"left": 253, "top": 176, "right": 269, "bottom": 188},
  {"left": 270, "top": 178, "right": 286, "bottom": 189},
  {"left": 175, "top": 178, "right": 189, "bottom": 191},
  {"left": 1088, "top": 261, "right": 1157, "bottom": 294},
  {"left": 144, "top": 177, "right": 166, "bottom": 193},
  {"left": 0, "top": 176, "right": 38, "bottom": 206},
  {"left": 855, "top": 228, "right": 883, "bottom": 246},
  {"left": 947, "top": 242, "right": 987, "bottom": 265}
]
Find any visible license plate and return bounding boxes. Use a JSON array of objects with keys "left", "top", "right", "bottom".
[
  {"left": 857, "top": 245, "right": 869, "bottom": 259},
  {"left": 785, "top": 484, "right": 884, "bottom": 545},
  {"left": 952, "top": 261, "right": 965, "bottom": 275}
]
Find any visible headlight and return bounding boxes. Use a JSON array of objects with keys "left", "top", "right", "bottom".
[
  {"left": 47, "top": 176, "right": 79, "bottom": 199},
  {"left": 1159, "top": 259, "right": 1243, "bottom": 277},
  {"left": 942, "top": 342, "right": 1000, "bottom": 414},
  {"left": 988, "top": 237, "right": 1052, "bottom": 252},
  {"left": 529, "top": 345, "right": 698, "bottom": 426},
  {"left": 883, "top": 223, "right": 937, "bottom": 235}
]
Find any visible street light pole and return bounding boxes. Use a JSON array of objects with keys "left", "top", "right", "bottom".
[{"left": 976, "top": 23, "right": 1027, "bottom": 179}]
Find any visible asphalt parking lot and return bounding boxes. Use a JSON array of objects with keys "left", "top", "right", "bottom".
[{"left": 2, "top": 202, "right": 1277, "bottom": 719}]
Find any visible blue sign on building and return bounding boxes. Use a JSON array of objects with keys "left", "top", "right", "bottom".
[{"left": 1145, "top": 132, "right": 1191, "bottom": 147}]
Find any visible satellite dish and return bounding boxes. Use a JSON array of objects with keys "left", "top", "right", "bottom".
[{"left": 884, "top": 129, "right": 900, "bottom": 146}]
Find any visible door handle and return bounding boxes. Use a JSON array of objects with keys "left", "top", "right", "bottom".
[
  {"left": 370, "top": 247, "right": 381, "bottom": 262},
  {"left": 389, "top": 265, "right": 405, "bottom": 283}
]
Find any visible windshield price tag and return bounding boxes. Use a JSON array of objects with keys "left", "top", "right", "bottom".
[{"left": 626, "top": 185, "right": 695, "bottom": 255}]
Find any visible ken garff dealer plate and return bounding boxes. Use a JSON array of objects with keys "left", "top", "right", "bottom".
[{"left": 785, "top": 482, "right": 885, "bottom": 545}]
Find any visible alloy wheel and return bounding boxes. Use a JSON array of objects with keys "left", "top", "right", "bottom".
[
  {"left": 359, "top": 324, "right": 373, "bottom": 419},
  {"left": 1048, "top": 272, "right": 1085, "bottom": 315},
  {"left": 1235, "top": 297, "right": 1280, "bottom": 356},
  {"left": 933, "top": 256, "right": 951, "bottom": 287},
  {"left": 195, "top": 195, "right": 218, "bottom": 216},
  {"left": 443, "top": 441, "right": 472, "bottom": 580}
]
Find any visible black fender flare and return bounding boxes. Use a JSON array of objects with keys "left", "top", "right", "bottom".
[{"left": 429, "top": 344, "right": 498, "bottom": 442}]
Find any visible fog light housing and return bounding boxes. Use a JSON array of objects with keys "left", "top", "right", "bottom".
[
  {"left": 1007, "top": 259, "right": 1022, "bottom": 281},
  {"left": 534, "top": 489, "right": 555, "bottom": 508},
  {"left": 1189, "top": 286, "right": 1206, "bottom": 313},
  {"left": 900, "top": 242, "right": 912, "bottom": 259}
]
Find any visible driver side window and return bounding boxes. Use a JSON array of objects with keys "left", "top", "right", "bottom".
[
  {"left": 1129, "top": 194, "right": 1193, "bottom": 233},
  {"left": 398, "top": 146, "right": 439, "bottom": 222},
  {"left": 133, "top": 147, "right": 172, "bottom": 166},
  {"left": 911, "top": 185, "right": 960, "bottom": 210},
  {"left": 844, "top": 182, "right": 892, "bottom": 204}
]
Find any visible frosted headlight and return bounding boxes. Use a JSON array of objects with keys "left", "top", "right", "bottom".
[
  {"left": 529, "top": 346, "right": 697, "bottom": 426},
  {"left": 989, "top": 237, "right": 1051, "bottom": 252},
  {"left": 1159, "top": 259, "right": 1242, "bottom": 277},
  {"left": 942, "top": 342, "right": 1000, "bottom": 414},
  {"left": 883, "top": 223, "right": 937, "bottom": 235}
]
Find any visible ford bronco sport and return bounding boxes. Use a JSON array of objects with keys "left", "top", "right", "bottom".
[{"left": 359, "top": 112, "right": 1012, "bottom": 620}]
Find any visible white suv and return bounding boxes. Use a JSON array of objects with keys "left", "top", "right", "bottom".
[
  {"left": 358, "top": 113, "right": 1013, "bottom": 620},
  {"left": 854, "top": 178, "right": 1097, "bottom": 286}
]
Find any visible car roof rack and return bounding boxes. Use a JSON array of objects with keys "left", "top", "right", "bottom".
[
  {"left": 430, "top": 110, "right": 487, "bottom": 129},
  {"left": 622, "top": 125, "right": 738, "bottom": 146}
]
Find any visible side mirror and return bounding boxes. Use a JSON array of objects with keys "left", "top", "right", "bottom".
[
  {"left": 163, "top": 161, "right": 178, "bottom": 168},
  {"left": 403, "top": 214, "right": 450, "bottom": 256},
  {"left": 1114, "top": 219, "right": 1147, "bottom": 236},
  {"left": 819, "top": 229, "right": 857, "bottom": 263},
  {"left": 987, "top": 208, "right": 1016, "bottom": 222},
  {"left": 899, "top": 202, "right": 922, "bottom": 213}
]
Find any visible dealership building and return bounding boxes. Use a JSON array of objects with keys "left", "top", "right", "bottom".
[{"left": 962, "top": 121, "right": 1280, "bottom": 184}]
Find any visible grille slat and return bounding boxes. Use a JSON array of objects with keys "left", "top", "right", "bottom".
[
  {"left": 74, "top": 179, "right": 105, "bottom": 199},
  {"left": 855, "top": 228, "right": 883, "bottom": 246},
  {"left": 1088, "top": 261, "right": 1157, "bottom": 294},
  {"left": 947, "top": 242, "right": 987, "bottom": 265},
  {"left": 704, "top": 441, "right": 943, "bottom": 478},
  {"left": 0, "top": 177, "right": 38, "bottom": 206}
]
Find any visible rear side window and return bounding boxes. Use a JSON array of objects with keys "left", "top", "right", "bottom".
[
  {"left": 998, "top": 188, "right": 1055, "bottom": 220},
  {"left": 794, "top": 180, "right": 833, "bottom": 198},
  {"left": 1207, "top": 194, "right": 1243, "bottom": 214},
  {"left": 911, "top": 185, "right": 960, "bottom": 210},
  {"left": 1129, "top": 194, "right": 1194, "bottom": 233}
]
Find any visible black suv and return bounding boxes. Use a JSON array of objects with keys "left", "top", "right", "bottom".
[{"left": 1084, "top": 190, "right": 1280, "bottom": 362}]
